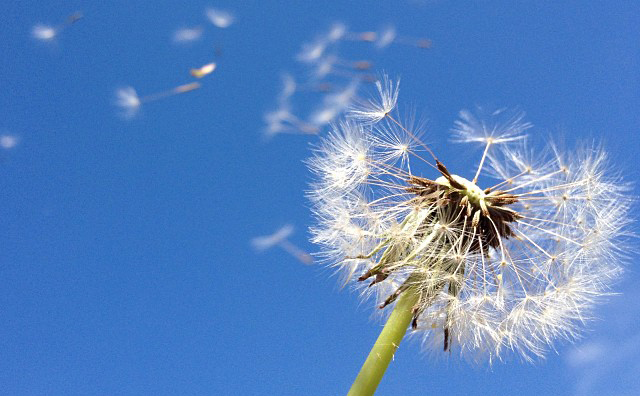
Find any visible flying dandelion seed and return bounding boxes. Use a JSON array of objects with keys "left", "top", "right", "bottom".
[
  {"left": 172, "top": 27, "right": 203, "bottom": 43},
  {"left": 115, "top": 82, "right": 201, "bottom": 119},
  {"left": 31, "top": 11, "right": 83, "bottom": 42},
  {"left": 205, "top": 8, "right": 235, "bottom": 28},
  {"left": 190, "top": 62, "right": 217, "bottom": 78},
  {"left": 252, "top": 225, "right": 314, "bottom": 265},
  {"left": 309, "top": 80, "right": 360, "bottom": 128},
  {"left": 32, "top": 24, "right": 57, "bottom": 41},
  {"left": 308, "top": 76, "right": 632, "bottom": 392},
  {"left": 297, "top": 39, "right": 329, "bottom": 64},
  {"left": 264, "top": 105, "right": 319, "bottom": 137},
  {"left": 375, "top": 26, "right": 397, "bottom": 49},
  {"left": 0, "top": 134, "right": 19, "bottom": 149}
]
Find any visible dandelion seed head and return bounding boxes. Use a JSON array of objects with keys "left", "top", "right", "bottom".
[{"left": 309, "top": 81, "right": 633, "bottom": 362}]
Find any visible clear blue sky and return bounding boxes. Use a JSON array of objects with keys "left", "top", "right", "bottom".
[{"left": 1, "top": 1, "right": 639, "bottom": 395}]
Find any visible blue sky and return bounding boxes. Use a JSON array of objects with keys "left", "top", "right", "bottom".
[{"left": 1, "top": 1, "right": 639, "bottom": 395}]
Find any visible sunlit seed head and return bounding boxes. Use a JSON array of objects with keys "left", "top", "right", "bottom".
[{"left": 309, "top": 79, "right": 632, "bottom": 362}]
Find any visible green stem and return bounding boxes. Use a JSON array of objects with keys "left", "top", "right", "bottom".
[{"left": 348, "top": 289, "right": 419, "bottom": 396}]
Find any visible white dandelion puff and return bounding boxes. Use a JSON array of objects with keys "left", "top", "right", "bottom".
[
  {"left": 172, "top": 27, "right": 203, "bottom": 43},
  {"left": 452, "top": 107, "right": 531, "bottom": 145},
  {"left": 264, "top": 105, "right": 319, "bottom": 137},
  {"left": 190, "top": 62, "right": 217, "bottom": 78},
  {"left": 31, "top": 12, "right": 82, "bottom": 43},
  {"left": 205, "top": 8, "right": 235, "bottom": 28},
  {"left": 308, "top": 81, "right": 633, "bottom": 364},
  {"left": 0, "top": 134, "right": 19, "bottom": 149},
  {"left": 349, "top": 75, "right": 400, "bottom": 124},
  {"left": 115, "top": 87, "right": 142, "bottom": 119},
  {"left": 376, "top": 26, "right": 397, "bottom": 49},
  {"left": 327, "top": 22, "right": 348, "bottom": 42},
  {"left": 115, "top": 82, "right": 201, "bottom": 119},
  {"left": 32, "top": 24, "right": 57, "bottom": 41},
  {"left": 252, "top": 225, "right": 314, "bottom": 265},
  {"left": 297, "top": 39, "right": 328, "bottom": 64}
]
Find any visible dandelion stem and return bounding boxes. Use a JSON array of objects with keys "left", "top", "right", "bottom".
[{"left": 348, "top": 288, "right": 419, "bottom": 396}]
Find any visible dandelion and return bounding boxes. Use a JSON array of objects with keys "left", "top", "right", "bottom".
[
  {"left": 308, "top": 77, "right": 632, "bottom": 394},
  {"left": 252, "top": 224, "right": 314, "bottom": 265},
  {"left": 115, "top": 82, "right": 200, "bottom": 119},
  {"left": 205, "top": 8, "right": 235, "bottom": 28},
  {"left": 172, "top": 27, "right": 203, "bottom": 43}
]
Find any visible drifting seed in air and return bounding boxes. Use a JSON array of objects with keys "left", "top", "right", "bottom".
[
  {"left": 115, "top": 82, "right": 201, "bottom": 119},
  {"left": 190, "top": 62, "right": 217, "bottom": 78},
  {"left": 32, "top": 10, "right": 83, "bottom": 42},
  {"left": 251, "top": 225, "right": 314, "bottom": 265}
]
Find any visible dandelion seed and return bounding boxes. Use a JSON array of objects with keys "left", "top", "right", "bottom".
[
  {"left": 327, "top": 22, "right": 347, "bottom": 42},
  {"left": 308, "top": 79, "right": 632, "bottom": 392},
  {"left": 32, "top": 11, "right": 82, "bottom": 42},
  {"left": 190, "top": 62, "right": 217, "bottom": 78},
  {"left": 264, "top": 105, "right": 319, "bottom": 137},
  {"left": 65, "top": 11, "right": 83, "bottom": 25},
  {"left": 376, "top": 26, "right": 397, "bottom": 49},
  {"left": 115, "top": 82, "right": 200, "bottom": 119},
  {"left": 309, "top": 80, "right": 360, "bottom": 128},
  {"left": 252, "top": 225, "right": 314, "bottom": 265},
  {"left": 350, "top": 31, "right": 377, "bottom": 43},
  {"left": 205, "top": 8, "right": 235, "bottom": 28},
  {"left": 279, "top": 73, "right": 297, "bottom": 102},
  {"left": 349, "top": 75, "right": 400, "bottom": 123},
  {"left": 115, "top": 87, "right": 142, "bottom": 119},
  {"left": 172, "top": 27, "right": 203, "bottom": 43},
  {"left": 297, "top": 39, "right": 328, "bottom": 64},
  {"left": 32, "top": 24, "right": 57, "bottom": 41},
  {"left": 0, "top": 134, "right": 19, "bottom": 149}
]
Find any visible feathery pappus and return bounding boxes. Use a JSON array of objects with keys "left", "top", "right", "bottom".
[{"left": 307, "top": 76, "right": 633, "bottom": 362}]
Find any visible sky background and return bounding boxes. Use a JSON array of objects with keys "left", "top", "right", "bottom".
[{"left": 1, "top": 1, "right": 639, "bottom": 395}]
